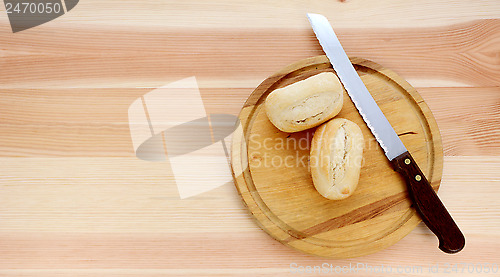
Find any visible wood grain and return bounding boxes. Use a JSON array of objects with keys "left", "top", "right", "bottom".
[
  {"left": 1, "top": 20, "right": 499, "bottom": 88},
  {"left": 1, "top": 0, "right": 499, "bottom": 29},
  {"left": 0, "top": 0, "right": 499, "bottom": 275},
  {"left": 419, "top": 87, "right": 500, "bottom": 156}
]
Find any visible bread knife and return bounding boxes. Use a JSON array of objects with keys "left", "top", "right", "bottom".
[{"left": 307, "top": 13, "right": 465, "bottom": 254}]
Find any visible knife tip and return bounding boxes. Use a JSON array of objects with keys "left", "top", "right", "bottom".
[
  {"left": 306, "top": 13, "right": 321, "bottom": 17},
  {"left": 306, "top": 13, "right": 326, "bottom": 22}
]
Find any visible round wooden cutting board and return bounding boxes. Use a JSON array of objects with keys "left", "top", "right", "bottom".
[{"left": 231, "top": 56, "right": 443, "bottom": 258}]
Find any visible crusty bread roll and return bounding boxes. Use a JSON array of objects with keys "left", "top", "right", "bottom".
[
  {"left": 310, "top": 118, "right": 364, "bottom": 200},
  {"left": 264, "top": 72, "right": 344, "bottom": 133}
]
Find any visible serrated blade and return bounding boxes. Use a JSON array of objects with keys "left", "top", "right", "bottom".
[{"left": 307, "top": 13, "right": 407, "bottom": 161}]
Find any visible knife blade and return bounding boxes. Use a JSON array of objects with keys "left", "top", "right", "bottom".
[{"left": 307, "top": 13, "right": 465, "bottom": 254}]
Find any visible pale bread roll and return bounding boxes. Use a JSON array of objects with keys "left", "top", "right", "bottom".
[
  {"left": 310, "top": 118, "right": 364, "bottom": 200},
  {"left": 264, "top": 72, "right": 344, "bottom": 133}
]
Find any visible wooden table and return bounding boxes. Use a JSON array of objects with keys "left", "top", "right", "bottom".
[{"left": 1, "top": 1, "right": 499, "bottom": 276}]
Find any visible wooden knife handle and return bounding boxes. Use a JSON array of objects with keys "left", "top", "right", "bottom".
[{"left": 391, "top": 151, "right": 465, "bottom": 254}]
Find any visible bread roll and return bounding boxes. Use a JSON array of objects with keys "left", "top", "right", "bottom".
[
  {"left": 310, "top": 118, "right": 364, "bottom": 200},
  {"left": 264, "top": 72, "right": 344, "bottom": 133}
]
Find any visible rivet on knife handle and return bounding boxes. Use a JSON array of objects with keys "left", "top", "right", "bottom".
[{"left": 391, "top": 151, "right": 465, "bottom": 254}]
